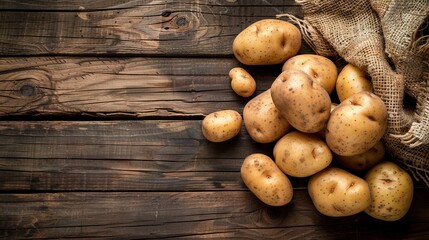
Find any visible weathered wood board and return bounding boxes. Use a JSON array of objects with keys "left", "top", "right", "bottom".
[
  {"left": 0, "top": 0, "right": 302, "bottom": 56},
  {"left": 1, "top": 190, "right": 428, "bottom": 239},
  {"left": 0, "top": 57, "right": 281, "bottom": 117}
]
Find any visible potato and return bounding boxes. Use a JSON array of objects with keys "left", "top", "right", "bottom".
[
  {"left": 229, "top": 67, "right": 256, "bottom": 97},
  {"left": 232, "top": 19, "right": 301, "bottom": 65},
  {"left": 334, "top": 141, "right": 385, "bottom": 171},
  {"left": 336, "top": 64, "right": 373, "bottom": 102},
  {"left": 308, "top": 167, "right": 371, "bottom": 217},
  {"left": 365, "top": 161, "right": 414, "bottom": 221},
  {"left": 282, "top": 54, "right": 338, "bottom": 94},
  {"left": 326, "top": 91, "right": 387, "bottom": 156},
  {"left": 271, "top": 69, "right": 331, "bottom": 133},
  {"left": 273, "top": 131, "right": 332, "bottom": 177},
  {"left": 241, "top": 153, "right": 293, "bottom": 206},
  {"left": 243, "top": 89, "right": 291, "bottom": 143},
  {"left": 202, "top": 110, "right": 242, "bottom": 142}
]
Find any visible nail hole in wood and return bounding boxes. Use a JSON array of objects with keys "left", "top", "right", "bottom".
[{"left": 162, "top": 11, "right": 172, "bottom": 17}]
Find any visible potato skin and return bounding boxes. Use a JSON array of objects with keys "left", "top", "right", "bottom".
[
  {"left": 232, "top": 19, "right": 301, "bottom": 65},
  {"left": 202, "top": 110, "right": 242, "bottom": 142},
  {"left": 273, "top": 131, "right": 332, "bottom": 177},
  {"left": 336, "top": 64, "right": 373, "bottom": 102},
  {"left": 282, "top": 54, "right": 338, "bottom": 94},
  {"left": 365, "top": 161, "right": 414, "bottom": 221},
  {"left": 308, "top": 167, "right": 371, "bottom": 217},
  {"left": 271, "top": 69, "right": 331, "bottom": 133},
  {"left": 229, "top": 67, "right": 256, "bottom": 97},
  {"left": 243, "top": 89, "right": 291, "bottom": 143},
  {"left": 241, "top": 153, "right": 293, "bottom": 206},
  {"left": 334, "top": 141, "right": 385, "bottom": 171},
  {"left": 326, "top": 91, "right": 387, "bottom": 156}
]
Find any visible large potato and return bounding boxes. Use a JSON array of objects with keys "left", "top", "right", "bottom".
[
  {"left": 232, "top": 19, "right": 301, "bottom": 65},
  {"left": 334, "top": 141, "right": 385, "bottom": 171},
  {"left": 273, "top": 131, "right": 332, "bottom": 177},
  {"left": 326, "top": 91, "right": 387, "bottom": 156},
  {"left": 308, "top": 167, "right": 371, "bottom": 217},
  {"left": 365, "top": 161, "right": 414, "bottom": 221},
  {"left": 336, "top": 64, "right": 373, "bottom": 102},
  {"left": 243, "top": 89, "right": 291, "bottom": 143},
  {"left": 241, "top": 153, "right": 293, "bottom": 206},
  {"left": 202, "top": 110, "right": 242, "bottom": 142},
  {"left": 282, "top": 54, "right": 338, "bottom": 94},
  {"left": 271, "top": 69, "right": 331, "bottom": 133},
  {"left": 229, "top": 67, "right": 256, "bottom": 97}
]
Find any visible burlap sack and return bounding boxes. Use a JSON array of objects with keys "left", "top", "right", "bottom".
[{"left": 279, "top": 0, "right": 429, "bottom": 184}]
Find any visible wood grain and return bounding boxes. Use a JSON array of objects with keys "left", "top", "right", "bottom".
[
  {"left": 0, "top": 0, "right": 300, "bottom": 11},
  {"left": 0, "top": 57, "right": 286, "bottom": 117},
  {"left": 0, "top": 120, "right": 278, "bottom": 191},
  {"left": 1, "top": 190, "right": 428, "bottom": 239},
  {"left": 0, "top": 0, "right": 302, "bottom": 55}
]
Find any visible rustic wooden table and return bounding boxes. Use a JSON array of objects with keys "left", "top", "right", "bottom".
[{"left": 0, "top": 0, "right": 428, "bottom": 239}]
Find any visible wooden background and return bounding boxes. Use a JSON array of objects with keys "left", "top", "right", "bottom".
[{"left": 0, "top": 0, "right": 428, "bottom": 239}]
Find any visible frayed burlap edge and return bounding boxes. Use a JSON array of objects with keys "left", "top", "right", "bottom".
[{"left": 382, "top": 2, "right": 429, "bottom": 148}]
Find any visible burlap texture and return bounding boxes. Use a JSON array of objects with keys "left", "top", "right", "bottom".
[{"left": 281, "top": 0, "right": 429, "bottom": 184}]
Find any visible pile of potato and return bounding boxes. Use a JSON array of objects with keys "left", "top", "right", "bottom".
[{"left": 201, "top": 19, "right": 414, "bottom": 221}]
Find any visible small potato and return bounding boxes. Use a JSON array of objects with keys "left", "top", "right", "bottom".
[
  {"left": 243, "top": 89, "right": 291, "bottom": 143},
  {"left": 308, "top": 167, "right": 371, "bottom": 217},
  {"left": 336, "top": 64, "right": 373, "bottom": 102},
  {"left": 241, "top": 153, "right": 293, "bottom": 206},
  {"left": 232, "top": 19, "right": 301, "bottom": 65},
  {"left": 202, "top": 110, "right": 242, "bottom": 142},
  {"left": 326, "top": 91, "right": 388, "bottom": 156},
  {"left": 271, "top": 69, "right": 331, "bottom": 133},
  {"left": 229, "top": 67, "right": 256, "bottom": 97},
  {"left": 335, "top": 141, "right": 385, "bottom": 171},
  {"left": 365, "top": 161, "right": 414, "bottom": 221},
  {"left": 273, "top": 131, "right": 332, "bottom": 177},
  {"left": 282, "top": 54, "right": 338, "bottom": 94}
]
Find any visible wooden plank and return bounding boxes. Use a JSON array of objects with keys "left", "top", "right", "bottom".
[
  {"left": 0, "top": 0, "right": 303, "bottom": 55},
  {"left": 0, "top": 119, "right": 423, "bottom": 191},
  {"left": 0, "top": 57, "right": 286, "bottom": 117},
  {"left": 0, "top": 120, "right": 283, "bottom": 191},
  {"left": 1, "top": 190, "right": 428, "bottom": 239},
  {"left": 0, "top": 0, "right": 300, "bottom": 11}
]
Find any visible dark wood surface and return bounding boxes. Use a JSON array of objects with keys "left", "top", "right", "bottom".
[{"left": 0, "top": 1, "right": 428, "bottom": 239}]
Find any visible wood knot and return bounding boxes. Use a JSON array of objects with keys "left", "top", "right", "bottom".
[
  {"left": 0, "top": 70, "right": 53, "bottom": 115},
  {"left": 175, "top": 17, "right": 188, "bottom": 27},
  {"left": 161, "top": 12, "right": 192, "bottom": 32},
  {"left": 19, "top": 83, "right": 37, "bottom": 97},
  {"left": 11, "top": 72, "right": 50, "bottom": 100}
]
